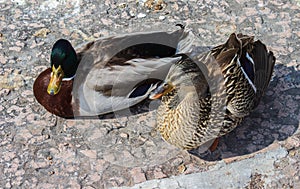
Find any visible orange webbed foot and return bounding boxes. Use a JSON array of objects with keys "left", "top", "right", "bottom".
[{"left": 209, "top": 138, "right": 219, "bottom": 152}]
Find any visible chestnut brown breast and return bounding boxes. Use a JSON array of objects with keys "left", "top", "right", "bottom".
[{"left": 33, "top": 68, "right": 74, "bottom": 118}]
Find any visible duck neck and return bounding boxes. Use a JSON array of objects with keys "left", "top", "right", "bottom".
[{"left": 162, "top": 89, "right": 180, "bottom": 109}]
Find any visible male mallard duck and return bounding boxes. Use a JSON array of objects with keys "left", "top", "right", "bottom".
[
  {"left": 149, "top": 33, "right": 275, "bottom": 150},
  {"left": 33, "top": 27, "right": 194, "bottom": 118}
]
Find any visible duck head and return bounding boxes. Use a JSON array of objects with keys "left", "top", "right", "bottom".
[
  {"left": 47, "top": 39, "right": 78, "bottom": 95},
  {"left": 149, "top": 81, "right": 175, "bottom": 99},
  {"left": 149, "top": 55, "right": 206, "bottom": 100}
]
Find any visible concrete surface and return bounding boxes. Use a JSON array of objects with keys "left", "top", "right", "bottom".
[{"left": 0, "top": 0, "right": 299, "bottom": 188}]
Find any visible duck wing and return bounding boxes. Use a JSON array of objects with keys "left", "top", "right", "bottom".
[
  {"left": 251, "top": 40, "right": 276, "bottom": 108},
  {"left": 208, "top": 33, "right": 275, "bottom": 117},
  {"left": 72, "top": 28, "right": 195, "bottom": 116},
  {"left": 79, "top": 57, "right": 181, "bottom": 116}
]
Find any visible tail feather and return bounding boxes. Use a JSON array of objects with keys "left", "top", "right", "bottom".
[{"left": 252, "top": 40, "right": 276, "bottom": 108}]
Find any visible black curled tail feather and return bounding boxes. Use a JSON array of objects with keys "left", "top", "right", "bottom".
[{"left": 175, "top": 24, "right": 185, "bottom": 30}]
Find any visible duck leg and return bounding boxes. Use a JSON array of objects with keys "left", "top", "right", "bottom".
[{"left": 209, "top": 138, "right": 219, "bottom": 152}]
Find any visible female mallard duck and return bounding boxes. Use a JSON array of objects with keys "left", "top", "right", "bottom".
[
  {"left": 33, "top": 27, "right": 193, "bottom": 118},
  {"left": 149, "top": 33, "right": 275, "bottom": 150}
]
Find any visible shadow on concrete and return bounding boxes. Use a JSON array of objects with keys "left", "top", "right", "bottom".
[{"left": 74, "top": 60, "right": 299, "bottom": 164}]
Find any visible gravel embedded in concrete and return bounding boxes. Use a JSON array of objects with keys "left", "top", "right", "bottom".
[{"left": 0, "top": 0, "right": 299, "bottom": 188}]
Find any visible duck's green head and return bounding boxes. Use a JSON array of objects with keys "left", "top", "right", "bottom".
[{"left": 47, "top": 39, "right": 78, "bottom": 95}]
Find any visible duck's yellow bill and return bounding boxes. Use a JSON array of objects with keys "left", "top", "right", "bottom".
[
  {"left": 149, "top": 82, "right": 174, "bottom": 100},
  {"left": 47, "top": 65, "right": 64, "bottom": 95}
]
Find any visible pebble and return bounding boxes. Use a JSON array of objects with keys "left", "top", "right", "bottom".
[
  {"left": 130, "top": 167, "right": 147, "bottom": 183},
  {"left": 0, "top": 54, "right": 7, "bottom": 64},
  {"left": 33, "top": 28, "right": 51, "bottom": 38},
  {"left": 118, "top": 3, "right": 127, "bottom": 9},
  {"left": 120, "top": 132, "right": 129, "bottom": 138},
  {"left": 129, "top": 10, "right": 135, "bottom": 17},
  {"left": 9, "top": 46, "right": 21, "bottom": 52},
  {"left": 153, "top": 168, "right": 167, "bottom": 179},
  {"left": 137, "top": 13, "right": 147, "bottom": 18},
  {"left": 159, "top": 15, "right": 166, "bottom": 20},
  {"left": 178, "top": 163, "right": 186, "bottom": 173},
  {"left": 80, "top": 150, "right": 97, "bottom": 159}
]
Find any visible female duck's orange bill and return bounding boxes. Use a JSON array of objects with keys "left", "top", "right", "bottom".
[{"left": 149, "top": 82, "right": 174, "bottom": 100}]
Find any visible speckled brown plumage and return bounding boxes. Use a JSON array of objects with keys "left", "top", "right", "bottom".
[
  {"left": 211, "top": 33, "right": 275, "bottom": 118},
  {"left": 152, "top": 33, "right": 276, "bottom": 150}
]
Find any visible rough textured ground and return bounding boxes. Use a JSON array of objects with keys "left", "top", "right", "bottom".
[{"left": 0, "top": 0, "right": 299, "bottom": 188}]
